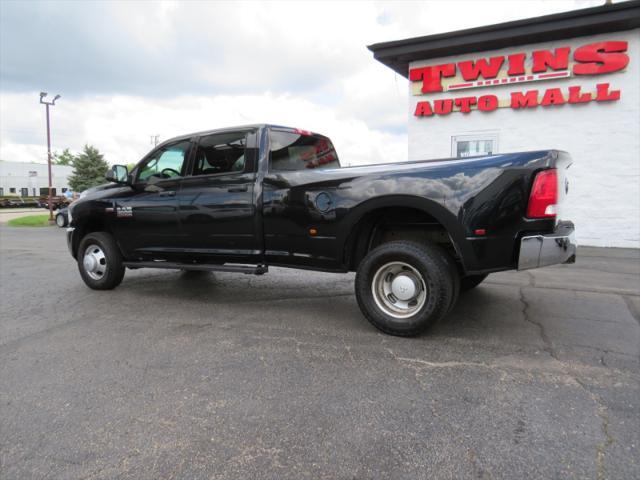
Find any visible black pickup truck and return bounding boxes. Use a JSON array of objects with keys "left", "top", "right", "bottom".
[{"left": 67, "top": 124, "right": 576, "bottom": 336}]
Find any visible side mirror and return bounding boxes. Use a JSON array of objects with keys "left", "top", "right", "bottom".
[{"left": 106, "top": 165, "right": 129, "bottom": 184}]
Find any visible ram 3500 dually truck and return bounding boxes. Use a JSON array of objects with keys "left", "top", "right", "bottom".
[{"left": 67, "top": 124, "right": 576, "bottom": 336}]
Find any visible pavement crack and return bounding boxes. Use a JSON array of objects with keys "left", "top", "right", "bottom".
[
  {"left": 622, "top": 295, "right": 640, "bottom": 327},
  {"left": 341, "top": 338, "right": 356, "bottom": 366},
  {"left": 395, "top": 357, "right": 494, "bottom": 370},
  {"left": 519, "top": 286, "right": 558, "bottom": 360},
  {"left": 572, "top": 376, "right": 615, "bottom": 480}
]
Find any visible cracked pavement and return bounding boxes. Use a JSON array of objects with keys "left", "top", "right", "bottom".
[{"left": 1, "top": 226, "right": 639, "bottom": 479}]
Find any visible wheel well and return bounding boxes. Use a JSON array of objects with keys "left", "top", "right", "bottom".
[
  {"left": 346, "top": 207, "right": 462, "bottom": 272},
  {"left": 71, "top": 218, "right": 111, "bottom": 258}
]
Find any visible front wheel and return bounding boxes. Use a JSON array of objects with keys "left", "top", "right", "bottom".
[
  {"left": 355, "top": 241, "right": 457, "bottom": 337},
  {"left": 55, "top": 212, "right": 66, "bottom": 227},
  {"left": 77, "top": 232, "right": 125, "bottom": 290}
]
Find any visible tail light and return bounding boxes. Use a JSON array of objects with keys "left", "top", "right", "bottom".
[{"left": 527, "top": 169, "right": 557, "bottom": 218}]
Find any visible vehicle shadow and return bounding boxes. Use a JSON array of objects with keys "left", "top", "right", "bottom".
[{"left": 112, "top": 268, "right": 533, "bottom": 344}]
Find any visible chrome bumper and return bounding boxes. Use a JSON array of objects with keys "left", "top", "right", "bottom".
[
  {"left": 66, "top": 227, "right": 75, "bottom": 257},
  {"left": 517, "top": 223, "right": 576, "bottom": 271}
]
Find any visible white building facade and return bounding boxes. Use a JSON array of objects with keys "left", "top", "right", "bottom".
[
  {"left": 370, "top": 2, "right": 640, "bottom": 248},
  {"left": 0, "top": 161, "right": 73, "bottom": 197}
]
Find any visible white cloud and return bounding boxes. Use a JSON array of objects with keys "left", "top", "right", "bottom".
[
  {"left": 0, "top": 91, "right": 407, "bottom": 166},
  {"left": 0, "top": 0, "right": 608, "bottom": 166}
]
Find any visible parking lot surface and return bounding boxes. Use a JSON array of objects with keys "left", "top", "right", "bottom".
[{"left": 1, "top": 226, "right": 639, "bottom": 479}]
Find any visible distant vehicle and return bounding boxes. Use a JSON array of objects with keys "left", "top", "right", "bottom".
[
  {"left": 55, "top": 207, "right": 69, "bottom": 227},
  {"left": 1, "top": 198, "right": 25, "bottom": 208},
  {"left": 66, "top": 124, "right": 576, "bottom": 336},
  {"left": 38, "top": 195, "right": 70, "bottom": 210}
]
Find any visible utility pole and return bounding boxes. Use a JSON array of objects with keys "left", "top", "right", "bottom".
[
  {"left": 39, "top": 92, "right": 61, "bottom": 224},
  {"left": 150, "top": 135, "right": 160, "bottom": 147}
]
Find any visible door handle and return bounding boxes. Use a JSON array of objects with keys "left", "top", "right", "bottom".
[
  {"left": 227, "top": 186, "right": 248, "bottom": 193},
  {"left": 159, "top": 191, "right": 176, "bottom": 197}
]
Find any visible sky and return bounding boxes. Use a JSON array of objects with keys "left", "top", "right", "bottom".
[{"left": 0, "top": 0, "right": 612, "bottom": 166}]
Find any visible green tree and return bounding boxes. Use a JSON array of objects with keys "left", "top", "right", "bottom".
[
  {"left": 53, "top": 148, "right": 76, "bottom": 166},
  {"left": 68, "top": 145, "right": 110, "bottom": 192}
]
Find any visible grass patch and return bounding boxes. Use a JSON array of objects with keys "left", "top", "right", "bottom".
[{"left": 7, "top": 214, "right": 52, "bottom": 227}]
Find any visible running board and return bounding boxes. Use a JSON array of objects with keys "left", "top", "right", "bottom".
[{"left": 123, "top": 261, "right": 268, "bottom": 275}]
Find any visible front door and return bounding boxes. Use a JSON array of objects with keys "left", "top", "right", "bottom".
[
  {"left": 176, "top": 130, "right": 260, "bottom": 262},
  {"left": 114, "top": 139, "right": 192, "bottom": 258}
]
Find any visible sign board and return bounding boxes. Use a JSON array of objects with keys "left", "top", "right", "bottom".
[{"left": 410, "top": 40, "right": 629, "bottom": 117}]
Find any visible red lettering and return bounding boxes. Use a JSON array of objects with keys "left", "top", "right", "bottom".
[
  {"left": 414, "top": 101, "right": 433, "bottom": 116},
  {"left": 573, "top": 41, "right": 629, "bottom": 75},
  {"left": 568, "top": 86, "right": 592, "bottom": 103},
  {"left": 595, "top": 83, "right": 621, "bottom": 101},
  {"left": 433, "top": 99, "right": 453, "bottom": 115},
  {"left": 455, "top": 96, "right": 477, "bottom": 113},
  {"left": 477, "top": 95, "right": 498, "bottom": 111},
  {"left": 457, "top": 56, "right": 504, "bottom": 81},
  {"left": 511, "top": 90, "right": 538, "bottom": 108},
  {"left": 532, "top": 47, "right": 570, "bottom": 73},
  {"left": 541, "top": 88, "right": 566, "bottom": 106},
  {"left": 409, "top": 64, "right": 456, "bottom": 93},
  {"left": 507, "top": 53, "right": 526, "bottom": 76}
]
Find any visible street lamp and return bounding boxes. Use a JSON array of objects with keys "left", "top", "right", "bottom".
[{"left": 39, "top": 92, "right": 61, "bottom": 223}]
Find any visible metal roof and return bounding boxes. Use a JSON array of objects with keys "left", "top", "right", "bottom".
[{"left": 367, "top": 0, "right": 640, "bottom": 78}]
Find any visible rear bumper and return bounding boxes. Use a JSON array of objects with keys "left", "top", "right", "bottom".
[{"left": 517, "top": 222, "right": 576, "bottom": 270}]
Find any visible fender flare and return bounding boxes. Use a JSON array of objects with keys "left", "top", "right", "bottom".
[{"left": 338, "top": 194, "right": 475, "bottom": 271}]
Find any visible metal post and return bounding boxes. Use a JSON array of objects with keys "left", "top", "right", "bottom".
[
  {"left": 45, "top": 103, "right": 53, "bottom": 223},
  {"left": 39, "top": 92, "right": 60, "bottom": 224}
]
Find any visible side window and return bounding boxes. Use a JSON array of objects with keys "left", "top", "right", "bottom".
[
  {"left": 137, "top": 140, "right": 190, "bottom": 182},
  {"left": 269, "top": 131, "right": 340, "bottom": 171},
  {"left": 192, "top": 132, "right": 247, "bottom": 176}
]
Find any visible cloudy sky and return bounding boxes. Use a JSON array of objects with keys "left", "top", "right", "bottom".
[{"left": 0, "top": 0, "right": 609, "bottom": 166}]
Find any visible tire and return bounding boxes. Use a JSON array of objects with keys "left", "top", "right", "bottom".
[
  {"left": 355, "top": 241, "right": 457, "bottom": 337},
  {"left": 55, "top": 213, "right": 66, "bottom": 227},
  {"left": 77, "top": 232, "right": 125, "bottom": 290},
  {"left": 460, "top": 274, "right": 489, "bottom": 292}
]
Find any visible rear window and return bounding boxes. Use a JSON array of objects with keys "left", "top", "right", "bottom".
[{"left": 269, "top": 130, "right": 340, "bottom": 171}]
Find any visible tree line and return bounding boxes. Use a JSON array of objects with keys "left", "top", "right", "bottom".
[{"left": 54, "top": 146, "right": 136, "bottom": 193}]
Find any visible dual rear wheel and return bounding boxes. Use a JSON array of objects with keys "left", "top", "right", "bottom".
[{"left": 355, "top": 241, "right": 461, "bottom": 337}]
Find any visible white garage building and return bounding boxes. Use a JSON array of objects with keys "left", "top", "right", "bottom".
[
  {"left": 369, "top": 1, "right": 639, "bottom": 248},
  {"left": 0, "top": 160, "right": 72, "bottom": 197}
]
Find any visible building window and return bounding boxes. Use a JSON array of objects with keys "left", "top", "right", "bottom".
[
  {"left": 21, "top": 188, "right": 28, "bottom": 197},
  {"left": 0, "top": 188, "right": 3, "bottom": 196},
  {"left": 61, "top": 188, "right": 68, "bottom": 193},
  {"left": 9, "top": 188, "right": 16, "bottom": 194},
  {"left": 452, "top": 133, "right": 498, "bottom": 158}
]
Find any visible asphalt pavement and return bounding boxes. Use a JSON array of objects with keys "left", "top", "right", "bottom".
[{"left": 1, "top": 226, "right": 639, "bottom": 479}]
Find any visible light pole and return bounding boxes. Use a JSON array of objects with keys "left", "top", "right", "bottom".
[{"left": 39, "top": 92, "right": 61, "bottom": 223}]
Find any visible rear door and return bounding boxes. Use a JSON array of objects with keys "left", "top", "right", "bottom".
[
  {"left": 176, "top": 130, "right": 260, "bottom": 261},
  {"left": 262, "top": 129, "right": 342, "bottom": 269}
]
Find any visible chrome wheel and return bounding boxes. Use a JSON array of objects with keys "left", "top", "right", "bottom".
[
  {"left": 55, "top": 214, "right": 65, "bottom": 227},
  {"left": 83, "top": 244, "right": 107, "bottom": 280},
  {"left": 371, "top": 261, "right": 427, "bottom": 319}
]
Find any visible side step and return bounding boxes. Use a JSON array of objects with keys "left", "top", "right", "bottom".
[{"left": 123, "top": 261, "right": 268, "bottom": 275}]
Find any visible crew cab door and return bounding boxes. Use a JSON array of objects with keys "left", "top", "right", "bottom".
[
  {"left": 176, "top": 130, "right": 260, "bottom": 261},
  {"left": 262, "top": 129, "right": 342, "bottom": 270},
  {"left": 113, "top": 139, "right": 192, "bottom": 258}
]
